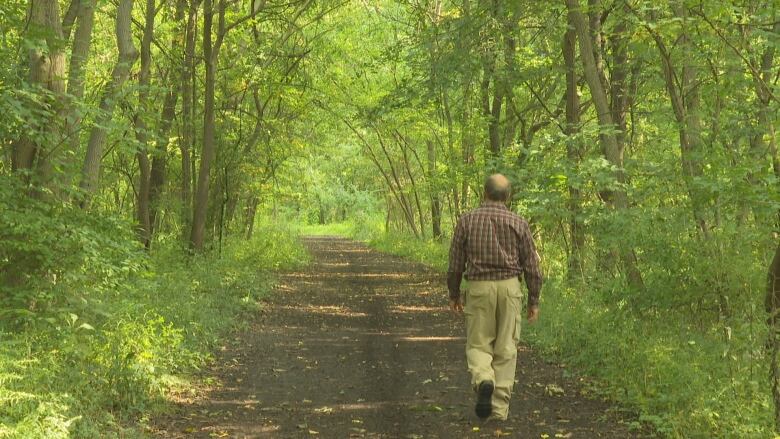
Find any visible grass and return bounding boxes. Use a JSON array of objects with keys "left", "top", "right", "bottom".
[
  {"left": 0, "top": 223, "right": 308, "bottom": 438},
  {"left": 312, "top": 218, "right": 776, "bottom": 439}
]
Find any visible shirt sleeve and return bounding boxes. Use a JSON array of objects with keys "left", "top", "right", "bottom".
[
  {"left": 447, "top": 215, "right": 468, "bottom": 299},
  {"left": 518, "top": 220, "right": 543, "bottom": 307}
]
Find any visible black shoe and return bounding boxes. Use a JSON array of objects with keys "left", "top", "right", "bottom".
[{"left": 475, "top": 380, "right": 494, "bottom": 419}]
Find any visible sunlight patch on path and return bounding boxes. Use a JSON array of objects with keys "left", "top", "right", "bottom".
[{"left": 278, "top": 304, "right": 368, "bottom": 318}]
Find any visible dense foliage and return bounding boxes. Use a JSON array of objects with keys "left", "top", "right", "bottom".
[
  {"left": 290, "top": 1, "right": 780, "bottom": 437},
  {"left": 1, "top": 215, "right": 306, "bottom": 437},
  {"left": 2, "top": 0, "right": 780, "bottom": 437}
]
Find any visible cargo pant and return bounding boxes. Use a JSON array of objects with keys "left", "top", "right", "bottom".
[{"left": 464, "top": 278, "right": 523, "bottom": 420}]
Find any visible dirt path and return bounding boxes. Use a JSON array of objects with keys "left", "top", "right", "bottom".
[{"left": 153, "top": 237, "right": 647, "bottom": 438}]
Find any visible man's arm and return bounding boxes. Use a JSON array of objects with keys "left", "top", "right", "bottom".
[
  {"left": 447, "top": 216, "right": 468, "bottom": 300},
  {"left": 518, "top": 220, "right": 543, "bottom": 310}
]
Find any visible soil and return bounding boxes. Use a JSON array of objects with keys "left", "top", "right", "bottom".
[{"left": 152, "top": 237, "right": 651, "bottom": 438}]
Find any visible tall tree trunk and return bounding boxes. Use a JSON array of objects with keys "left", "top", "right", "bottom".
[
  {"left": 79, "top": 0, "right": 138, "bottom": 205},
  {"left": 565, "top": 0, "right": 644, "bottom": 290},
  {"left": 747, "top": 21, "right": 780, "bottom": 223},
  {"left": 766, "top": 239, "right": 780, "bottom": 430},
  {"left": 398, "top": 134, "right": 426, "bottom": 238},
  {"left": 134, "top": 0, "right": 156, "bottom": 248},
  {"left": 372, "top": 126, "right": 420, "bottom": 237},
  {"left": 562, "top": 24, "right": 584, "bottom": 280},
  {"left": 180, "top": 0, "right": 199, "bottom": 237},
  {"left": 245, "top": 196, "right": 259, "bottom": 239},
  {"left": 428, "top": 140, "right": 442, "bottom": 239},
  {"left": 13, "top": 0, "right": 67, "bottom": 186},
  {"left": 480, "top": 0, "right": 502, "bottom": 159},
  {"left": 500, "top": 1, "right": 520, "bottom": 152},
  {"left": 651, "top": 3, "right": 711, "bottom": 239},
  {"left": 148, "top": 88, "right": 179, "bottom": 237},
  {"left": 64, "top": 0, "right": 96, "bottom": 168},
  {"left": 426, "top": 0, "right": 443, "bottom": 239},
  {"left": 190, "top": 0, "right": 226, "bottom": 249},
  {"left": 481, "top": 54, "right": 503, "bottom": 158},
  {"left": 147, "top": 0, "right": 186, "bottom": 241}
]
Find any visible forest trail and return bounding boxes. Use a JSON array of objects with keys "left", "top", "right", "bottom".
[{"left": 152, "top": 237, "right": 645, "bottom": 438}]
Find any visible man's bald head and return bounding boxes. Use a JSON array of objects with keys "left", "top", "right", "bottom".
[{"left": 484, "top": 174, "right": 511, "bottom": 202}]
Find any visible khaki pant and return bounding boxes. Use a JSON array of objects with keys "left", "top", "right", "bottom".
[{"left": 464, "top": 278, "right": 522, "bottom": 420}]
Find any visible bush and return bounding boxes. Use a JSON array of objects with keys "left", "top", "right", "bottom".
[
  {"left": 0, "top": 175, "right": 144, "bottom": 321},
  {"left": 0, "top": 219, "right": 307, "bottom": 438}
]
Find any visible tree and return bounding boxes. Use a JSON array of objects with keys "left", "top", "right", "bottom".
[
  {"left": 565, "top": 0, "right": 643, "bottom": 290},
  {"left": 79, "top": 0, "right": 138, "bottom": 205}
]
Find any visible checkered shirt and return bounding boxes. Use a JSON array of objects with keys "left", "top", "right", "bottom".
[{"left": 447, "top": 201, "right": 542, "bottom": 306}]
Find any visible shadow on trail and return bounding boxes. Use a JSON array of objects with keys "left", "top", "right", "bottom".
[{"left": 153, "top": 237, "right": 647, "bottom": 438}]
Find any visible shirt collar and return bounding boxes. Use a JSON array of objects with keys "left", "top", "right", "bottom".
[{"left": 481, "top": 200, "right": 509, "bottom": 210}]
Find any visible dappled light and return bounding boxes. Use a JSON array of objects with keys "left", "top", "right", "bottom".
[
  {"left": 278, "top": 304, "right": 369, "bottom": 318},
  {"left": 398, "top": 336, "right": 465, "bottom": 343},
  {"left": 1, "top": 0, "right": 777, "bottom": 436},
  {"left": 391, "top": 305, "right": 444, "bottom": 313},
  {"left": 148, "top": 237, "right": 645, "bottom": 438}
]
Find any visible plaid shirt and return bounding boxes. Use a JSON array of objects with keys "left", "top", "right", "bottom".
[{"left": 447, "top": 201, "right": 542, "bottom": 307}]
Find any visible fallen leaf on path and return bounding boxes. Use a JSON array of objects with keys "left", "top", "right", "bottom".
[
  {"left": 308, "top": 429, "right": 319, "bottom": 435},
  {"left": 544, "top": 384, "right": 565, "bottom": 396}
]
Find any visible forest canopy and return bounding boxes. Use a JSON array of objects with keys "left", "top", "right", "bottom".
[{"left": 2, "top": 0, "right": 780, "bottom": 437}]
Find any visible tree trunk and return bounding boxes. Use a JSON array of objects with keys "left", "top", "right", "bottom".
[
  {"left": 79, "top": 0, "right": 138, "bottom": 205},
  {"left": 245, "top": 196, "right": 259, "bottom": 239},
  {"left": 64, "top": 0, "right": 96, "bottom": 166},
  {"left": 148, "top": 88, "right": 178, "bottom": 237},
  {"left": 13, "top": 0, "right": 67, "bottom": 185},
  {"left": 189, "top": 0, "right": 221, "bottom": 250},
  {"left": 180, "top": 0, "right": 199, "bottom": 237},
  {"left": 500, "top": 1, "right": 520, "bottom": 152},
  {"left": 427, "top": 140, "right": 442, "bottom": 239},
  {"left": 408, "top": 150, "right": 426, "bottom": 238},
  {"left": 651, "top": 3, "right": 711, "bottom": 239},
  {"left": 747, "top": 21, "right": 780, "bottom": 224},
  {"left": 148, "top": 0, "right": 186, "bottom": 240},
  {"left": 562, "top": 23, "right": 584, "bottom": 280},
  {"left": 481, "top": 46, "right": 503, "bottom": 159},
  {"left": 766, "top": 239, "right": 780, "bottom": 430},
  {"left": 565, "top": 0, "right": 644, "bottom": 290},
  {"left": 134, "top": 0, "right": 156, "bottom": 248}
]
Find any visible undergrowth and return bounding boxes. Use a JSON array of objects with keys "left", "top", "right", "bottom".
[
  {"left": 309, "top": 219, "right": 775, "bottom": 439},
  {"left": 0, "top": 222, "right": 307, "bottom": 438}
]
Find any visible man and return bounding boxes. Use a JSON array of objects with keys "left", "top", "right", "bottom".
[{"left": 447, "top": 174, "right": 542, "bottom": 421}]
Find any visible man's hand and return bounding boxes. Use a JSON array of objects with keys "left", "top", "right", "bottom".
[
  {"left": 527, "top": 305, "right": 539, "bottom": 323},
  {"left": 449, "top": 297, "right": 464, "bottom": 314}
]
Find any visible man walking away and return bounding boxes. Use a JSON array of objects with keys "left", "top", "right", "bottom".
[{"left": 447, "top": 174, "right": 543, "bottom": 421}]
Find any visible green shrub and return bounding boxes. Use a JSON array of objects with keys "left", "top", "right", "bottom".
[
  {"left": 0, "top": 175, "right": 144, "bottom": 322},
  {"left": 0, "top": 221, "right": 307, "bottom": 437}
]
